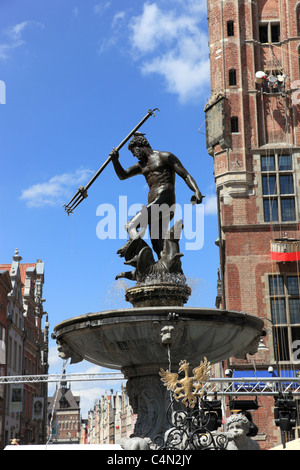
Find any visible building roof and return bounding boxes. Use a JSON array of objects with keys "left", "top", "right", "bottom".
[
  {"left": 48, "top": 386, "right": 81, "bottom": 412},
  {"left": 0, "top": 251, "right": 43, "bottom": 294},
  {"left": 0, "top": 264, "right": 12, "bottom": 272},
  {"left": 0, "top": 270, "right": 12, "bottom": 292}
]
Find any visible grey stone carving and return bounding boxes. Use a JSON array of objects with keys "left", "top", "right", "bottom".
[{"left": 226, "top": 413, "right": 261, "bottom": 451}]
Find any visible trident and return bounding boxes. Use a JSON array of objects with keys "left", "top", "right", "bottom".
[{"left": 63, "top": 108, "right": 159, "bottom": 214}]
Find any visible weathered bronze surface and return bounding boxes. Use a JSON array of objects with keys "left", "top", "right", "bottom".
[{"left": 111, "top": 132, "right": 203, "bottom": 281}]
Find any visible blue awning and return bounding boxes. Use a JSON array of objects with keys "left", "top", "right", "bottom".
[
  {"left": 233, "top": 369, "right": 299, "bottom": 378},
  {"left": 234, "top": 370, "right": 276, "bottom": 378},
  {"left": 232, "top": 369, "right": 300, "bottom": 392}
]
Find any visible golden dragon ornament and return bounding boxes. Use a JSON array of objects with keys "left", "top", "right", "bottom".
[{"left": 159, "top": 358, "right": 211, "bottom": 408}]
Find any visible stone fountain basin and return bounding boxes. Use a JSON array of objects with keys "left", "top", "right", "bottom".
[{"left": 53, "top": 307, "right": 264, "bottom": 375}]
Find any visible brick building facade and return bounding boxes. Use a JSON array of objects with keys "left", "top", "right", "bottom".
[
  {"left": 0, "top": 270, "right": 12, "bottom": 449},
  {"left": 0, "top": 249, "right": 48, "bottom": 448},
  {"left": 206, "top": 0, "right": 300, "bottom": 449},
  {"left": 47, "top": 381, "right": 81, "bottom": 444},
  {"left": 87, "top": 386, "right": 136, "bottom": 445}
]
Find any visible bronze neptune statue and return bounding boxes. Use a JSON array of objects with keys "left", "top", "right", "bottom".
[{"left": 110, "top": 132, "right": 204, "bottom": 282}]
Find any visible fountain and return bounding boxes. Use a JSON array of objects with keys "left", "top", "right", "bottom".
[{"left": 53, "top": 123, "right": 264, "bottom": 448}]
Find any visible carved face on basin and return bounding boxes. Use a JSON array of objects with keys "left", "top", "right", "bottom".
[{"left": 160, "top": 325, "right": 174, "bottom": 345}]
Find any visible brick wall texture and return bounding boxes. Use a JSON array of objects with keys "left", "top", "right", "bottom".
[{"left": 207, "top": 0, "right": 300, "bottom": 449}]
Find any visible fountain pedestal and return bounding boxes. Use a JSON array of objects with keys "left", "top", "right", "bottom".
[{"left": 125, "top": 281, "right": 191, "bottom": 307}]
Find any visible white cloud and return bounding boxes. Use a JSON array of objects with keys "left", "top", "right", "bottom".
[
  {"left": 172, "top": 0, "right": 207, "bottom": 15},
  {"left": 141, "top": 51, "right": 210, "bottom": 103},
  {"left": 93, "top": 2, "right": 111, "bottom": 16},
  {"left": 20, "top": 168, "right": 94, "bottom": 208},
  {"left": 128, "top": 2, "right": 209, "bottom": 103},
  {"left": 97, "top": 10, "right": 126, "bottom": 54},
  {"left": 130, "top": 4, "right": 199, "bottom": 54},
  {"left": 112, "top": 11, "right": 126, "bottom": 28},
  {"left": 0, "top": 20, "right": 44, "bottom": 60},
  {"left": 72, "top": 386, "right": 106, "bottom": 417},
  {"left": 94, "top": 1, "right": 209, "bottom": 101},
  {"left": 97, "top": 37, "right": 117, "bottom": 54},
  {"left": 48, "top": 345, "right": 63, "bottom": 370},
  {"left": 0, "top": 43, "right": 19, "bottom": 60},
  {"left": 204, "top": 194, "right": 218, "bottom": 215},
  {"left": 71, "top": 375, "right": 125, "bottom": 418},
  {"left": 7, "top": 21, "right": 31, "bottom": 40}
]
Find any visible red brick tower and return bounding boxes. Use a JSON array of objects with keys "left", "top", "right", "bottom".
[{"left": 206, "top": 0, "right": 300, "bottom": 449}]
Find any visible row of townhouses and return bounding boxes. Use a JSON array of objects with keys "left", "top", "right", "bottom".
[
  {"left": 47, "top": 383, "right": 135, "bottom": 446},
  {"left": 0, "top": 249, "right": 48, "bottom": 449},
  {"left": 87, "top": 386, "right": 136, "bottom": 445},
  {"left": 0, "top": 249, "right": 135, "bottom": 449}
]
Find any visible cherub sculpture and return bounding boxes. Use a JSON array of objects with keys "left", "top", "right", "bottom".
[{"left": 226, "top": 413, "right": 261, "bottom": 450}]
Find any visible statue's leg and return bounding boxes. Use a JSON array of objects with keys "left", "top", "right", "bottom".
[
  {"left": 148, "top": 204, "right": 175, "bottom": 259},
  {"left": 124, "top": 205, "right": 164, "bottom": 259},
  {"left": 124, "top": 191, "right": 175, "bottom": 259},
  {"left": 149, "top": 216, "right": 164, "bottom": 259},
  {"left": 125, "top": 205, "right": 148, "bottom": 240}
]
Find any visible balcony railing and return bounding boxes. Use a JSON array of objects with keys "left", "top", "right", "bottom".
[{"left": 271, "top": 238, "right": 300, "bottom": 262}]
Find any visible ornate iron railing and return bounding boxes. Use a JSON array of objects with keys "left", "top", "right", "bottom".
[{"left": 154, "top": 398, "right": 228, "bottom": 450}]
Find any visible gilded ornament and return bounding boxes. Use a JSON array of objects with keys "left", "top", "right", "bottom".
[{"left": 159, "top": 358, "right": 211, "bottom": 408}]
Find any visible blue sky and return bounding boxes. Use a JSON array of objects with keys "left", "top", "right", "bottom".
[{"left": 0, "top": 0, "right": 219, "bottom": 417}]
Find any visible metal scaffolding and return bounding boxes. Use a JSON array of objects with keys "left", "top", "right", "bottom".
[
  {"left": 1, "top": 373, "right": 300, "bottom": 396},
  {"left": 0, "top": 372, "right": 124, "bottom": 385},
  {"left": 208, "top": 377, "right": 300, "bottom": 396}
]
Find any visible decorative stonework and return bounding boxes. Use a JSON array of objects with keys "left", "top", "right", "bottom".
[
  {"left": 125, "top": 282, "right": 191, "bottom": 307},
  {"left": 125, "top": 374, "right": 174, "bottom": 440}
]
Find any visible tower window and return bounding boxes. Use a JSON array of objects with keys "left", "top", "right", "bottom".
[
  {"left": 227, "top": 21, "right": 234, "bottom": 37},
  {"left": 229, "top": 69, "right": 237, "bottom": 86},
  {"left": 259, "top": 22, "right": 280, "bottom": 43},
  {"left": 261, "top": 154, "right": 296, "bottom": 222},
  {"left": 297, "top": 3, "right": 300, "bottom": 36},
  {"left": 271, "top": 23, "right": 280, "bottom": 43},
  {"left": 259, "top": 24, "right": 268, "bottom": 43},
  {"left": 269, "top": 275, "right": 300, "bottom": 363},
  {"left": 231, "top": 116, "right": 239, "bottom": 133}
]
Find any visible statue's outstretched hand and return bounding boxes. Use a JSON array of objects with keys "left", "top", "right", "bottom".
[
  {"left": 110, "top": 147, "right": 119, "bottom": 161},
  {"left": 191, "top": 191, "right": 204, "bottom": 205}
]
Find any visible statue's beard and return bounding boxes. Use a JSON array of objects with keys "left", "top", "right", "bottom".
[{"left": 132, "top": 147, "right": 147, "bottom": 160}]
